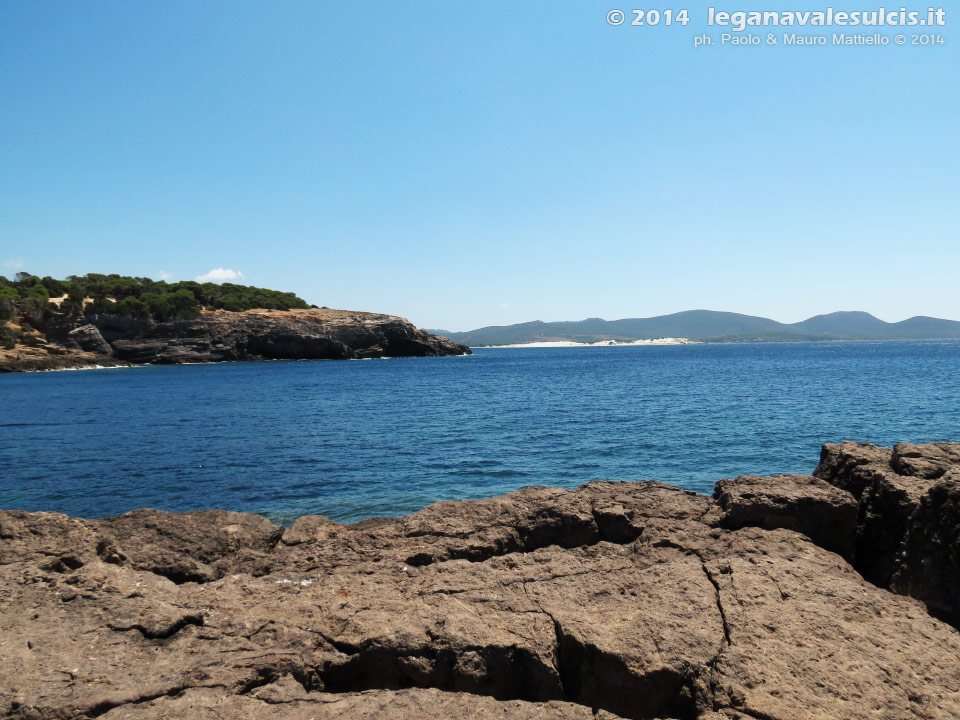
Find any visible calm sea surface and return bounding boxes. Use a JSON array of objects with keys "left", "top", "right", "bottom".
[{"left": 2, "top": 341, "right": 959, "bottom": 524}]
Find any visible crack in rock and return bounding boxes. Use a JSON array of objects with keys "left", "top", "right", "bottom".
[
  {"left": 84, "top": 685, "right": 193, "bottom": 718},
  {"left": 107, "top": 613, "right": 204, "bottom": 640}
]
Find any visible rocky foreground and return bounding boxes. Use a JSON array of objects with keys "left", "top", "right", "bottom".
[
  {"left": 0, "top": 308, "right": 469, "bottom": 372},
  {"left": 2, "top": 442, "right": 959, "bottom": 719}
]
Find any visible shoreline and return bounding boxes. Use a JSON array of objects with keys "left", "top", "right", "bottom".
[
  {"left": 475, "top": 338, "right": 695, "bottom": 349},
  {"left": 0, "top": 354, "right": 476, "bottom": 375},
  {"left": 2, "top": 441, "right": 959, "bottom": 719},
  {"left": 0, "top": 307, "right": 470, "bottom": 374},
  {"left": 471, "top": 337, "right": 960, "bottom": 349}
]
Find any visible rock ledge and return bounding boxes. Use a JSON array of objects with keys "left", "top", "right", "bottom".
[{"left": 2, "top": 442, "right": 960, "bottom": 719}]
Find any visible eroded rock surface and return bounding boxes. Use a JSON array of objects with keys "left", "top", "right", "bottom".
[
  {"left": 2, "top": 444, "right": 960, "bottom": 719},
  {"left": 89, "top": 509, "right": 284, "bottom": 584}
]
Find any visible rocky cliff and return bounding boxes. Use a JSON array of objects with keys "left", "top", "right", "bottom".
[
  {"left": 1, "top": 442, "right": 959, "bottom": 719},
  {"left": 0, "top": 308, "right": 469, "bottom": 371}
]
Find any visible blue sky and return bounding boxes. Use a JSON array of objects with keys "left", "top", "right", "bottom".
[{"left": 1, "top": 1, "right": 956, "bottom": 330}]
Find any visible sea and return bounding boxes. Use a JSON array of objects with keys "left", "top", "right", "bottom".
[{"left": 2, "top": 341, "right": 959, "bottom": 525}]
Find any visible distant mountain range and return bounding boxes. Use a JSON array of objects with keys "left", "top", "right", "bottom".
[{"left": 428, "top": 311, "right": 960, "bottom": 346}]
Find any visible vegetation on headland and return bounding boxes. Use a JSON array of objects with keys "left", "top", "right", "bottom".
[
  {"left": 0, "top": 272, "right": 310, "bottom": 317},
  {"left": 0, "top": 273, "right": 312, "bottom": 349}
]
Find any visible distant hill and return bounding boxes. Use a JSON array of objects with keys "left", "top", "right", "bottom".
[
  {"left": 792, "top": 311, "right": 891, "bottom": 336},
  {"left": 433, "top": 310, "right": 960, "bottom": 346}
]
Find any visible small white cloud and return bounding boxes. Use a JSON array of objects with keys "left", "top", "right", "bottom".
[
  {"left": 3, "top": 258, "right": 24, "bottom": 269},
  {"left": 501, "top": 302, "right": 509, "bottom": 309},
  {"left": 157, "top": 270, "right": 174, "bottom": 281},
  {"left": 195, "top": 268, "right": 244, "bottom": 284}
]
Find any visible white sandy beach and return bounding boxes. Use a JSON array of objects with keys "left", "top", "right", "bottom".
[{"left": 478, "top": 338, "right": 694, "bottom": 349}]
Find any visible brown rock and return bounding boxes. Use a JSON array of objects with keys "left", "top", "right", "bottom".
[
  {"left": 4, "top": 448, "right": 960, "bottom": 719},
  {"left": 815, "top": 441, "right": 960, "bottom": 624},
  {"left": 813, "top": 441, "right": 894, "bottom": 498},
  {"left": 281, "top": 515, "right": 345, "bottom": 546},
  {"left": 0, "top": 345, "right": 125, "bottom": 372},
  {"left": 91, "top": 687, "right": 627, "bottom": 719},
  {"left": 891, "top": 442, "right": 960, "bottom": 479},
  {"left": 891, "top": 469, "right": 960, "bottom": 625},
  {"left": 815, "top": 442, "right": 941, "bottom": 585},
  {"left": 698, "top": 528, "right": 960, "bottom": 720},
  {"left": 714, "top": 474, "right": 857, "bottom": 558},
  {"left": 91, "top": 509, "right": 283, "bottom": 583},
  {"left": 0, "top": 510, "right": 124, "bottom": 569}
]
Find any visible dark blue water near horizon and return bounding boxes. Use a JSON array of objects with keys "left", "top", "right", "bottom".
[{"left": 2, "top": 341, "right": 959, "bottom": 525}]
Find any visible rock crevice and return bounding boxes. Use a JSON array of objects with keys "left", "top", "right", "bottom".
[{"left": 814, "top": 441, "right": 960, "bottom": 625}]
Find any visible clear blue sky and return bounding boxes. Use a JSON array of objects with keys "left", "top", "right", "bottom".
[{"left": 1, "top": 1, "right": 956, "bottom": 330}]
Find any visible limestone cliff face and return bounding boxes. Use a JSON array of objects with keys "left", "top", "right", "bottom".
[{"left": 0, "top": 308, "right": 470, "bottom": 371}]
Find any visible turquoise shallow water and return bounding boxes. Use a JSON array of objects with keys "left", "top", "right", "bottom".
[{"left": 2, "top": 341, "right": 959, "bottom": 524}]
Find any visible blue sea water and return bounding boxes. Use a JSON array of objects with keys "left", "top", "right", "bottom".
[{"left": 2, "top": 341, "right": 959, "bottom": 525}]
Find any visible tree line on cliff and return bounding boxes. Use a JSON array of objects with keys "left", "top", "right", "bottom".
[{"left": 0, "top": 273, "right": 312, "bottom": 345}]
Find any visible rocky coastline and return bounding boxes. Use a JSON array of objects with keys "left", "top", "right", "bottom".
[
  {"left": 2, "top": 441, "right": 959, "bottom": 719},
  {"left": 0, "top": 308, "right": 470, "bottom": 372}
]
